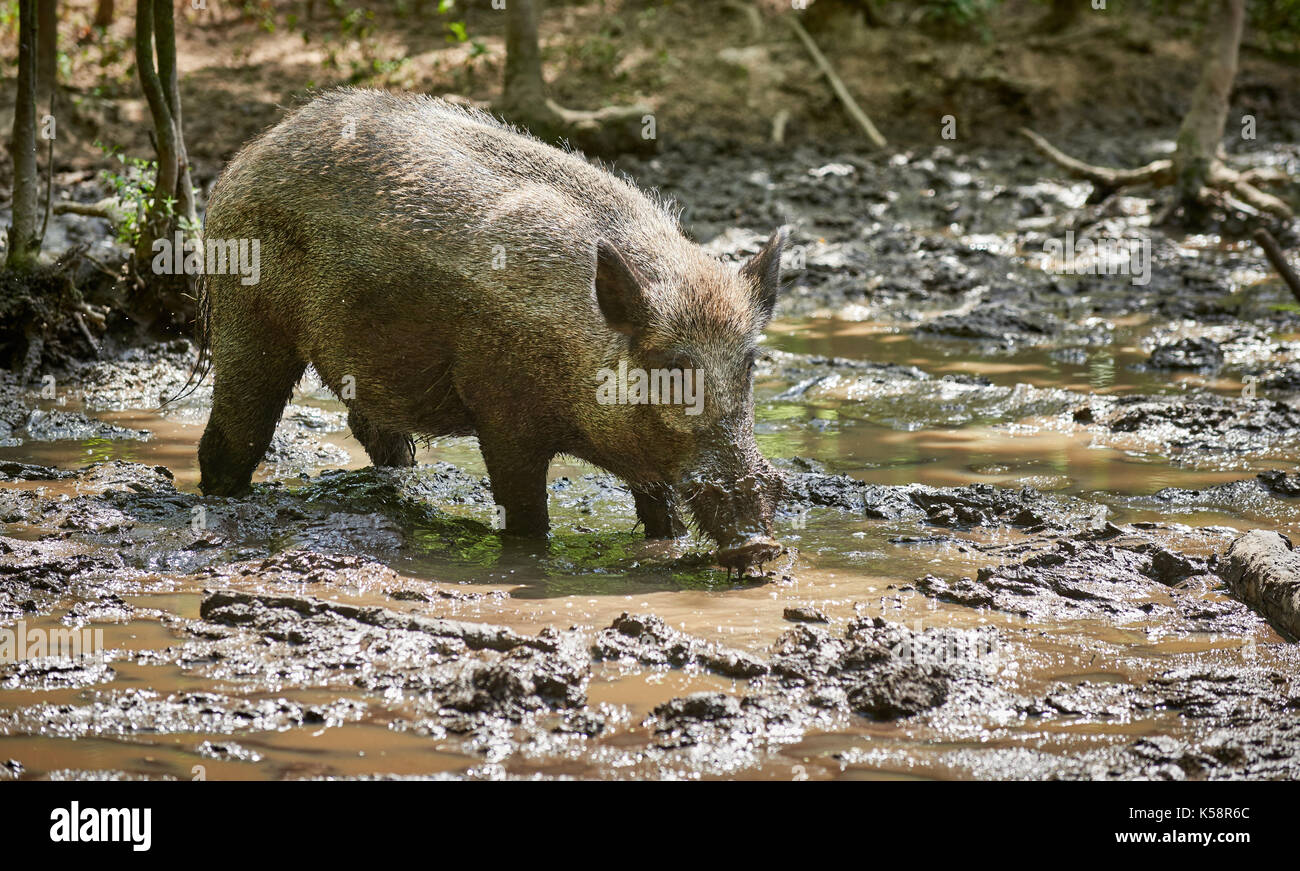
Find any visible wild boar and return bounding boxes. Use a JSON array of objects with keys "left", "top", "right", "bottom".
[{"left": 196, "top": 89, "right": 786, "bottom": 574}]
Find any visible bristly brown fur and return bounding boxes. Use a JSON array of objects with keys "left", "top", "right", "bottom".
[
  {"left": 161, "top": 270, "right": 213, "bottom": 406},
  {"left": 195, "top": 88, "right": 786, "bottom": 572}
]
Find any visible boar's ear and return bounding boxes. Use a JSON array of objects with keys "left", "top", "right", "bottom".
[
  {"left": 595, "top": 239, "right": 650, "bottom": 336},
  {"left": 740, "top": 227, "right": 787, "bottom": 324}
]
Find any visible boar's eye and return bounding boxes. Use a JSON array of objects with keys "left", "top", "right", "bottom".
[{"left": 663, "top": 353, "right": 692, "bottom": 373}]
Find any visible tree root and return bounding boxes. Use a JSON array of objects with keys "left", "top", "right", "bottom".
[
  {"left": 1255, "top": 228, "right": 1300, "bottom": 304},
  {"left": 497, "top": 97, "right": 656, "bottom": 157},
  {"left": 1208, "top": 162, "right": 1295, "bottom": 219},
  {"left": 0, "top": 248, "right": 98, "bottom": 374},
  {"left": 1018, "top": 128, "right": 1173, "bottom": 190},
  {"left": 542, "top": 98, "right": 651, "bottom": 132},
  {"left": 1019, "top": 127, "right": 1294, "bottom": 220}
]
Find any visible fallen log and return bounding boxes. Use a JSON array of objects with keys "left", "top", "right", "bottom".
[{"left": 1219, "top": 529, "right": 1300, "bottom": 640}]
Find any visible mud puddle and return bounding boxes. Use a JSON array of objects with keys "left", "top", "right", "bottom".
[
  {"left": 4, "top": 328, "right": 1300, "bottom": 781},
  {"left": 768, "top": 317, "right": 1261, "bottom": 398}
]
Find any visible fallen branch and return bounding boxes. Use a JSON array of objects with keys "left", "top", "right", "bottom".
[
  {"left": 52, "top": 197, "right": 130, "bottom": 229},
  {"left": 1220, "top": 530, "right": 1300, "bottom": 641},
  {"left": 1255, "top": 228, "right": 1300, "bottom": 304},
  {"left": 787, "top": 15, "right": 886, "bottom": 148}
]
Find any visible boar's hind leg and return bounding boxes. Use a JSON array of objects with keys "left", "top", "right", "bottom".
[
  {"left": 199, "top": 346, "right": 305, "bottom": 496},
  {"left": 348, "top": 407, "right": 416, "bottom": 468},
  {"left": 632, "top": 484, "right": 688, "bottom": 539},
  {"left": 478, "top": 430, "right": 551, "bottom": 537}
]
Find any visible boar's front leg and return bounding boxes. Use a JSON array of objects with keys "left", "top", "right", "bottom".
[
  {"left": 631, "top": 483, "right": 688, "bottom": 539},
  {"left": 478, "top": 429, "right": 551, "bottom": 537},
  {"left": 199, "top": 344, "right": 306, "bottom": 497}
]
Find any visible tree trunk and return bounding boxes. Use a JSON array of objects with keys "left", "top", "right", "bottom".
[
  {"left": 153, "top": 0, "right": 197, "bottom": 227},
  {"left": 497, "top": 0, "right": 654, "bottom": 156},
  {"left": 5, "top": 0, "right": 41, "bottom": 272},
  {"left": 502, "top": 0, "right": 548, "bottom": 119},
  {"left": 1173, "top": 0, "right": 1244, "bottom": 211},
  {"left": 1037, "top": 0, "right": 1080, "bottom": 34},
  {"left": 133, "top": 0, "right": 198, "bottom": 325},
  {"left": 805, "top": 0, "right": 882, "bottom": 33},
  {"left": 36, "top": 0, "right": 57, "bottom": 109},
  {"left": 93, "top": 0, "right": 114, "bottom": 28},
  {"left": 134, "top": 0, "right": 180, "bottom": 262}
]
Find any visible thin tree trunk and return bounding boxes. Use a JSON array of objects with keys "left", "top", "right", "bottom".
[
  {"left": 153, "top": 0, "right": 197, "bottom": 227},
  {"left": 93, "top": 0, "right": 114, "bottom": 28},
  {"left": 805, "top": 0, "right": 883, "bottom": 31},
  {"left": 497, "top": 0, "right": 654, "bottom": 155},
  {"left": 6, "top": 0, "right": 42, "bottom": 272},
  {"left": 1037, "top": 0, "right": 1080, "bottom": 34},
  {"left": 36, "top": 0, "right": 57, "bottom": 109},
  {"left": 134, "top": 0, "right": 180, "bottom": 262},
  {"left": 1173, "top": 0, "right": 1244, "bottom": 210},
  {"left": 503, "top": 0, "right": 547, "bottom": 116}
]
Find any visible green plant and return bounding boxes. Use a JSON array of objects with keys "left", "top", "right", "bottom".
[
  {"left": 899, "top": 0, "right": 1002, "bottom": 33},
  {"left": 240, "top": 0, "right": 278, "bottom": 33},
  {"left": 573, "top": 32, "right": 620, "bottom": 76},
  {"left": 339, "top": 5, "right": 375, "bottom": 38},
  {"left": 0, "top": 0, "right": 18, "bottom": 38},
  {"left": 1251, "top": 0, "right": 1300, "bottom": 50},
  {"left": 95, "top": 143, "right": 197, "bottom": 247}
]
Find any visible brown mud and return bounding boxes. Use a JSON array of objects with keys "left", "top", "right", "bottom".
[
  {"left": 5, "top": 161, "right": 1300, "bottom": 776},
  {"left": 3, "top": 4, "right": 1300, "bottom": 781}
]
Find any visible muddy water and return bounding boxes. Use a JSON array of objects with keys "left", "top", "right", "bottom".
[
  {"left": 2, "top": 317, "right": 1299, "bottom": 780},
  {"left": 763, "top": 319, "right": 1300, "bottom": 505},
  {"left": 769, "top": 317, "right": 1250, "bottom": 397}
]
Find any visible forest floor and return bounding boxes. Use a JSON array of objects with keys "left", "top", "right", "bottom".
[
  {"left": 2, "top": 1, "right": 1300, "bottom": 779},
  {"left": 5, "top": 136, "right": 1300, "bottom": 778}
]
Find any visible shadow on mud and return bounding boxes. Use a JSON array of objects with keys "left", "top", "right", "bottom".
[{"left": 276, "top": 466, "right": 764, "bottom": 596}]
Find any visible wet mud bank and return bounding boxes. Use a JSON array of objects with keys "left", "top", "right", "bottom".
[
  {"left": 5, "top": 141, "right": 1300, "bottom": 780},
  {"left": 2, "top": 409, "right": 1297, "bottom": 779}
]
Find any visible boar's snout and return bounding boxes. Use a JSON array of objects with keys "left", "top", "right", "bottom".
[{"left": 683, "top": 458, "right": 786, "bottom": 576}]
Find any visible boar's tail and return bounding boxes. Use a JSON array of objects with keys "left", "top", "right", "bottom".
[{"left": 158, "top": 272, "right": 213, "bottom": 407}]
